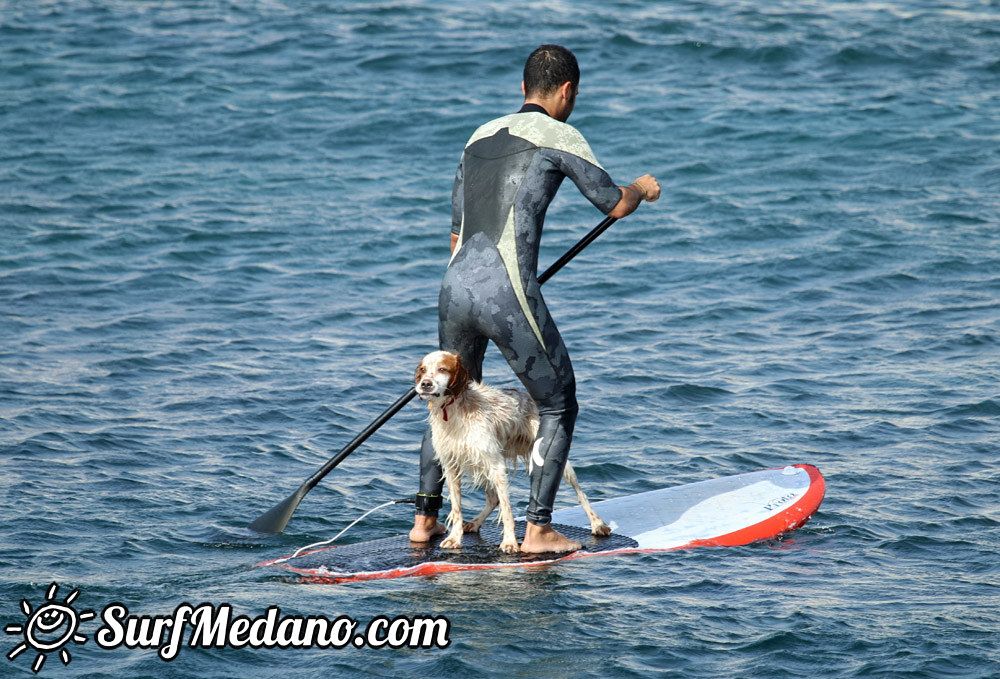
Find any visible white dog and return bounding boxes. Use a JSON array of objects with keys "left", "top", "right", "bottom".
[{"left": 415, "top": 350, "right": 610, "bottom": 553}]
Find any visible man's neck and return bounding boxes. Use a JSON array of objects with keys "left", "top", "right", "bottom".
[
  {"left": 518, "top": 102, "right": 550, "bottom": 116},
  {"left": 521, "top": 88, "right": 574, "bottom": 122}
]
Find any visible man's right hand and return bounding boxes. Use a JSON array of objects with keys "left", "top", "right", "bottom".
[
  {"left": 634, "top": 174, "right": 661, "bottom": 202},
  {"left": 608, "top": 173, "right": 661, "bottom": 218}
]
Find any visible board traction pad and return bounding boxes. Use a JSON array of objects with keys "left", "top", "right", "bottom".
[{"left": 286, "top": 521, "right": 638, "bottom": 575}]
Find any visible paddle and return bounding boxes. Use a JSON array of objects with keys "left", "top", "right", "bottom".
[{"left": 249, "top": 214, "right": 618, "bottom": 534}]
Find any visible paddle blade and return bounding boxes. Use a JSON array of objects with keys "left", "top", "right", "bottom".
[{"left": 249, "top": 484, "right": 309, "bottom": 534}]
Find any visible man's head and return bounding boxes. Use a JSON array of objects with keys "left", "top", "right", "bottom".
[
  {"left": 523, "top": 44, "right": 579, "bottom": 97},
  {"left": 522, "top": 44, "right": 579, "bottom": 122}
]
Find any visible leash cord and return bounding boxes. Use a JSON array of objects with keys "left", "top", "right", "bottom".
[{"left": 272, "top": 498, "right": 415, "bottom": 564}]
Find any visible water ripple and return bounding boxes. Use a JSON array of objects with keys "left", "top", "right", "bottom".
[{"left": 2, "top": 1, "right": 999, "bottom": 677}]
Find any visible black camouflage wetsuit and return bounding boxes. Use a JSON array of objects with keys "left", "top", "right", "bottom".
[{"left": 417, "top": 103, "right": 621, "bottom": 526}]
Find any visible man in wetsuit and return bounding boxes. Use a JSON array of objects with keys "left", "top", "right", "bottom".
[{"left": 411, "top": 44, "right": 661, "bottom": 553}]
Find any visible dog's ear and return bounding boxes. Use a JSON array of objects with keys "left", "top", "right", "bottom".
[{"left": 447, "top": 354, "right": 469, "bottom": 396}]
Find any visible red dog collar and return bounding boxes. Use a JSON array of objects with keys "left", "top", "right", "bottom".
[{"left": 441, "top": 397, "right": 456, "bottom": 422}]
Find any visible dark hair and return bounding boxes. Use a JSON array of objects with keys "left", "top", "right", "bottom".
[{"left": 523, "top": 44, "right": 579, "bottom": 97}]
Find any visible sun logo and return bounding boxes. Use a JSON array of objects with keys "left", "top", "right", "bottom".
[{"left": 5, "top": 582, "right": 95, "bottom": 674}]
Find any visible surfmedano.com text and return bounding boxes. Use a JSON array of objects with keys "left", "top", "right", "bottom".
[{"left": 96, "top": 602, "right": 451, "bottom": 659}]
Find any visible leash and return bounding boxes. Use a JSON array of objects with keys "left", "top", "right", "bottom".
[{"left": 271, "top": 497, "right": 415, "bottom": 564}]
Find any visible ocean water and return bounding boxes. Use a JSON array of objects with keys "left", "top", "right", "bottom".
[{"left": 2, "top": 1, "right": 999, "bottom": 677}]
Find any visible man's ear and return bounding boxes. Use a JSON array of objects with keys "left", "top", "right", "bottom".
[{"left": 521, "top": 80, "right": 527, "bottom": 96}]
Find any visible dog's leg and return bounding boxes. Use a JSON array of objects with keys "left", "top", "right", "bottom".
[
  {"left": 491, "top": 464, "right": 520, "bottom": 553},
  {"left": 562, "top": 462, "right": 611, "bottom": 536},
  {"left": 464, "top": 487, "right": 498, "bottom": 533},
  {"left": 440, "top": 466, "right": 465, "bottom": 549}
]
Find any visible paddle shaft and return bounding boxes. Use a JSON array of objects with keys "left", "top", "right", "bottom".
[
  {"left": 303, "top": 387, "right": 418, "bottom": 493},
  {"left": 250, "top": 214, "right": 618, "bottom": 533},
  {"left": 301, "top": 213, "right": 618, "bottom": 490},
  {"left": 538, "top": 214, "right": 617, "bottom": 284}
]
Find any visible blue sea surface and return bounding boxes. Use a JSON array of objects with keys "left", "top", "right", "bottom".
[{"left": 2, "top": 1, "right": 999, "bottom": 677}]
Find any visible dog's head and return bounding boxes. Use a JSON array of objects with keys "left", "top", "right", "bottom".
[{"left": 415, "top": 350, "right": 469, "bottom": 401}]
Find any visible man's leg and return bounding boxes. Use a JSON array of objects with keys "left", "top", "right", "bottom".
[
  {"left": 520, "top": 388, "right": 582, "bottom": 553},
  {"left": 409, "top": 428, "right": 447, "bottom": 542},
  {"left": 496, "top": 291, "right": 582, "bottom": 553},
  {"left": 410, "top": 295, "right": 488, "bottom": 543}
]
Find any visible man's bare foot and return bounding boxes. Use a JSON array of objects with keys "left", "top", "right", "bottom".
[
  {"left": 409, "top": 515, "right": 447, "bottom": 543},
  {"left": 520, "top": 522, "right": 582, "bottom": 554}
]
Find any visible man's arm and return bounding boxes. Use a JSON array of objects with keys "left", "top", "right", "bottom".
[
  {"left": 548, "top": 145, "right": 660, "bottom": 221},
  {"left": 608, "top": 174, "right": 661, "bottom": 219},
  {"left": 451, "top": 158, "right": 464, "bottom": 253}
]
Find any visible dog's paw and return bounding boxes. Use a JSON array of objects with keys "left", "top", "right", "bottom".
[
  {"left": 462, "top": 521, "right": 482, "bottom": 533},
  {"left": 591, "top": 520, "right": 612, "bottom": 536},
  {"left": 440, "top": 535, "right": 462, "bottom": 550},
  {"left": 498, "top": 539, "right": 520, "bottom": 554}
]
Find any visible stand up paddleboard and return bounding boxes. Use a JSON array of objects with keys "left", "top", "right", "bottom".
[{"left": 259, "top": 464, "right": 825, "bottom": 584}]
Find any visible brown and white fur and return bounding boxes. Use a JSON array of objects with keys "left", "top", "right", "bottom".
[{"left": 415, "top": 350, "right": 610, "bottom": 554}]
